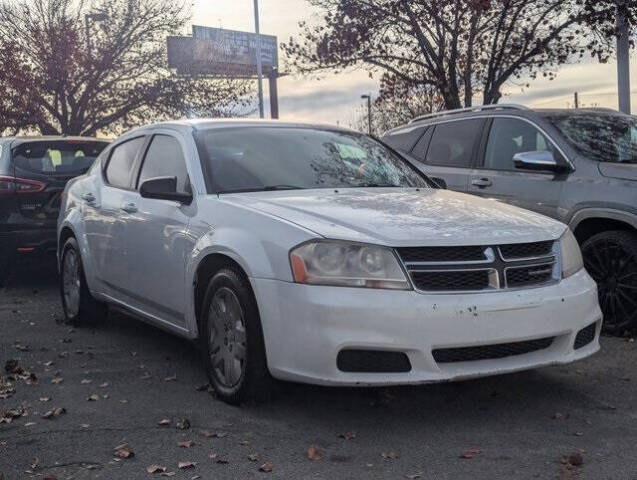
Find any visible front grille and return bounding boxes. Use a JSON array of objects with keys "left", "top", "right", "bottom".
[
  {"left": 433, "top": 337, "right": 554, "bottom": 363},
  {"left": 506, "top": 263, "right": 554, "bottom": 287},
  {"left": 410, "top": 270, "right": 491, "bottom": 291},
  {"left": 574, "top": 323, "right": 596, "bottom": 350},
  {"left": 397, "top": 241, "right": 557, "bottom": 292},
  {"left": 499, "top": 241, "right": 553, "bottom": 259},
  {"left": 397, "top": 246, "right": 486, "bottom": 263},
  {"left": 337, "top": 350, "right": 411, "bottom": 373}
]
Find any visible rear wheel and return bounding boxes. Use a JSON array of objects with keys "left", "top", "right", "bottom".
[
  {"left": 59, "top": 237, "right": 107, "bottom": 325},
  {"left": 582, "top": 230, "right": 637, "bottom": 334},
  {"left": 200, "top": 267, "right": 272, "bottom": 405}
]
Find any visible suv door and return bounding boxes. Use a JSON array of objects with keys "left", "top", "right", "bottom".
[
  {"left": 467, "top": 117, "right": 567, "bottom": 218},
  {"left": 121, "top": 133, "right": 195, "bottom": 327},
  {"left": 409, "top": 119, "right": 486, "bottom": 192},
  {"left": 83, "top": 136, "right": 146, "bottom": 293}
]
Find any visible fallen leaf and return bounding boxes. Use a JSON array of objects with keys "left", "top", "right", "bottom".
[
  {"left": 147, "top": 464, "right": 167, "bottom": 474},
  {"left": 41, "top": 407, "right": 66, "bottom": 419},
  {"left": 553, "top": 413, "right": 569, "bottom": 420},
  {"left": 165, "top": 374, "right": 177, "bottom": 382},
  {"left": 114, "top": 446, "right": 134, "bottom": 459},
  {"left": 200, "top": 429, "right": 227, "bottom": 438},
  {"left": 405, "top": 473, "right": 423, "bottom": 479},
  {"left": 81, "top": 379, "right": 92, "bottom": 384},
  {"left": 158, "top": 418, "right": 171, "bottom": 426},
  {"left": 39, "top": 397, "right": 51, "bottom": 402},
  {"left": 178, "top": 441, "right": 195, "bottom": 448},
  {"left": 247, "top": 453, "right": 260, "bottom": 462},
  {"left": 460, "top": 448, "right": 481, "bottom": 459},
  {"left": 87, "top": 393, "right": 100, "bottom": 402},
  {"left": 338, "top": 431, "right": 357, "bottom": 440},
  {"left": 307, "top": 445, "right": 322, "bottom": 461},
  {"left": 562, "top": 452, "right": 584, "bottom": 467},
  {"left": 100, "top": 382, "right": 109, "bottom": 388},
  {"left": 209, "top": 452, "right": 229, "bottom": 464},
  {"left": 51, "top": 378, "right": 63, "bottom": 384},
  {"left": 381, "top": 451, "right": 398, "bottom": 460},
  {"left": 259, "top": 461, "right": 274, "bottom": 473},
  {"left": 176, "top": 418, "right": 191, "bottom": 430},
  {"left": 160, "top": 473, "right": 176, "bottom": 478},
  {"left": 178, "top": 461, "right": 197, "bottom": 469}
]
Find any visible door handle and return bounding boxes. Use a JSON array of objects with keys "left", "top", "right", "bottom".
[
  {"left": 471, "top": 178, "right": 492, "bottom": 188},
  {"left": 120, "top": 202, "right": 138, "bottom": 213},
  {"left": 81, "top": 192, "right": 96, "bottom": 203}
]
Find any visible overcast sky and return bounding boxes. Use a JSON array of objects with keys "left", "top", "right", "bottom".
[{"left": 193, "top": 0, "right": 637, "bottom": 126}]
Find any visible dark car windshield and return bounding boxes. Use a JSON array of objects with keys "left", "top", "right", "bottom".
[
  {"left": 195, "top": 127, "right": 429, "bottom": 193},
  {"left": 13, "top": 140, "right": 109, "bottom": 175},
  {"left": 542, "top": 112, "right": 637, "bottom": 164}
]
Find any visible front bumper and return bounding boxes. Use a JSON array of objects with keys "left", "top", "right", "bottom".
[{"left": 251, "top": 268, "right": 601, "bottom": 386}]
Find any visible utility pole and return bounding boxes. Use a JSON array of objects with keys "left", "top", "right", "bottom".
[
  {"left": 253, "top": 0, "right": 265, "bottom": 119},
  {"left": 617, "top": 2, "right": 631, "bottom": 114},
  {"left": 361, "top": 94, "right": 372, "bottom": 135},
  {"left": 574, "top": 92, "right": 579, "bottom": 109}
]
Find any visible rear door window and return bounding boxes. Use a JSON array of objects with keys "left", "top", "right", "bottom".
[
  {"left": 137, "top": 135, "right": 190, "bottom": 194},
  {"left": 383, "top": 126, "right": 428, "bottom": 153},
  {"left": 12, "top": 141, "right": 108, "bottom": 176},
  {"left": 105, "top": 137, "right": 145, "bottom": 188},
  {"left": 425, "top": 119, "right": 484, "bottom": 167}
]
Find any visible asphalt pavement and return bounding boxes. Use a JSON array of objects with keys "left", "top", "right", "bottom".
[{"left": 1, "top": 258, "right": 637, "bottom": 480}]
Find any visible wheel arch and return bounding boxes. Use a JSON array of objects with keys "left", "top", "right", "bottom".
[{"left": 569, "top": 208, "right": 637, "bottom": 244}]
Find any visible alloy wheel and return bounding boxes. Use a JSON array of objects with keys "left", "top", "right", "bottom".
[
  {"left": 583, "top": 238, "right": 637, "bottom": 331},
  {"left": 207, "top": 287, "right": 247, "bottom": 388}
]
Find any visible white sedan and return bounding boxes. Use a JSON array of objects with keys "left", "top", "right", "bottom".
[{"left": 58, "top": 120, "right": 602, "bottom": 404}]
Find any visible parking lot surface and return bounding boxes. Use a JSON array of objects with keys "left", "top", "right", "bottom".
[{"left": 1, "top": 260, "right": 637, "bottom": 480}]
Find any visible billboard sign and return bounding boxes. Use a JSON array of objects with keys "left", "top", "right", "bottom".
[{"left": 167, "top": 25, "right": 278, "bottom": 76}]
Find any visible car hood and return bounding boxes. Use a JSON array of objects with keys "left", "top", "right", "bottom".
[{"left": 220, "top": 188, "right": 567, "bottom": 246}]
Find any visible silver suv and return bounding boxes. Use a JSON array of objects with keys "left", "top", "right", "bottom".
[{"left": 383, "top": 105, "right": 637, "bottom": 333}]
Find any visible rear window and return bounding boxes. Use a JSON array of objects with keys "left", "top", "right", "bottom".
[{"left": 12, "top": 140, "right": 109, "bottom": 175}]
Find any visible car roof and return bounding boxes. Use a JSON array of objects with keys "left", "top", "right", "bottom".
[
  {"left": 3, "top": 136, "right": 111, "bottom": 146},
  {"left": 124, "top": 118, "right": 360, "bottom": 136}
]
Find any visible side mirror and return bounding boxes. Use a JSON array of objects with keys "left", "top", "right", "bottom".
[
  {"left": 140, "top": 176, "right": 192, "bottom": 204},
  {"left": 513, "top": 151, "right": 566, "bottom": 173}
]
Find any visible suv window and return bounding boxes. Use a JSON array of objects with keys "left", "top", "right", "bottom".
[
  {"left": 13, "top": 141, "right": 108, "bottom": 176},
  {"left": 105, "top": 137, "right": 145, "bottom": 188},
  {"left": 425, "top": 119, "right": 483, "bottom": 167},
  {"left": 484, "top": 118, "right": 556, "bottom": 170},
  {"left": 138, "top": 135, "right": 190, "bottom": 193},
  {"left": 383, "top": 126, "right": 428, "bottom": 153}
]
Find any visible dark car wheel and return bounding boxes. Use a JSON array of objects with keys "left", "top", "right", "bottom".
[
  {"left": 59, "top": 237, "right": 107, "bottom": 325},
  {"left": 582, "top": 230, "right": 637, "bottom": 334},
  {"left": 200, "top": 267, "right": 272, "bottom": 405}
]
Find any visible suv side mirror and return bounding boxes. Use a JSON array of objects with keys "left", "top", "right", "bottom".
[
  {"left": 140, "top": 176, "right": 192, "bottom": 204},
  {"left": 513, "top": 151, "right": 567, "bottom": 173}
]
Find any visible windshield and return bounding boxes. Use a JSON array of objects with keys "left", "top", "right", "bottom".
[
  {"left": 13, "top": 140, "right": 109, "bottom": 175},
  {"left": 543, "top": 112, "right": 637, "bottom": 164},
  {"left": 195, "top": 127, "right": 429, "bottom": 193}
]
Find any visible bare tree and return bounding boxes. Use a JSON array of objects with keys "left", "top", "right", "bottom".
[
  {"left": 0, "top": 0, "right": 253, "bottom": 136},
  {"left": 284, "top": 0, "right": 635, "bottom": 109}
]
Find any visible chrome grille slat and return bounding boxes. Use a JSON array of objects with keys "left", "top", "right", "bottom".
[{"left": 397, "top": 241, "right": 559, "bottom": 293}]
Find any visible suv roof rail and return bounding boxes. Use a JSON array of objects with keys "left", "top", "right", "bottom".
[{"left": 409, "top": 104, "right": 530, "bottom": 124}]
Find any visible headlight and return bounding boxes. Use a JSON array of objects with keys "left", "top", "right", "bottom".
[
  {"left": 559, "top": 228, "right": 583, "bottom": 278},
  {"left": 290, "top": 240, "right": 411, "bottom": 290}
]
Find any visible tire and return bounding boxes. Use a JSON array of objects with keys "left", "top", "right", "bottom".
[
  {"left": 59, "top": 237, "right": 107, "bottom": 325},
  {"left": 200, "top": 266, "right": 272, "bottom": 405},
  {"left": 581, "top": 230, "right": 637, "bottom": 334}
]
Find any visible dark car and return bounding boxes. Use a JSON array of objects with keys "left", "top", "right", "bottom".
[
  {"left": 0, "top": 137, "right": 109, "bottom": 283},
  {"left": 382, "top": 105, "right": 637, "bottom": 333}
]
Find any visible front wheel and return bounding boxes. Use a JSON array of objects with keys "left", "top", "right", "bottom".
[
  {"left": 59, "top": 237, "right": 107, "bottom": 325},
  {"left": 581, "top": 230, "right": 637, "bottom": 334},
  {"left": 200, "top": 267, "right": 272, "bottom": 405}
]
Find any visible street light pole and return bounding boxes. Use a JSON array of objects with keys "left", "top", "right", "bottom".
[
  {"left": 253, "top": 0, "right": 265, "bottom": 119},
  {"left": 616, "top": 1, "right": 631, "bottom": 114},
  {"left": 361, "top": 94, "right": 372, "bottom": 135}
]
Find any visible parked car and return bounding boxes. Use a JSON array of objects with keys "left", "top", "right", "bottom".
[
  {"left": 0, "top": 136, "right": 109, "bottom": 284},
  {"left": 383, "top": 105, "right": 637, "bottom": 333},
  {"left": 58, "top": 120, "right": 601, "bottom": 404}
]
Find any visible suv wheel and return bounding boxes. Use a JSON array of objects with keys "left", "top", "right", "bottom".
[
  {"left": 59, "top": 237, "right": 107, "bottom": 325},
  {"left": 581, "top": 230, "right": 637, "bottom": 333},
  {"left": 200, "top": 267, "right": 272, "bottom": 405}
]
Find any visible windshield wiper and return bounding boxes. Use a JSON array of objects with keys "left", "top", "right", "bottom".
[
  {"left": 217, "top": 185, "right": 304, "bottom": 194},
  {"left": 357, "top": 183, "right": 403, "bottom": 188}
]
